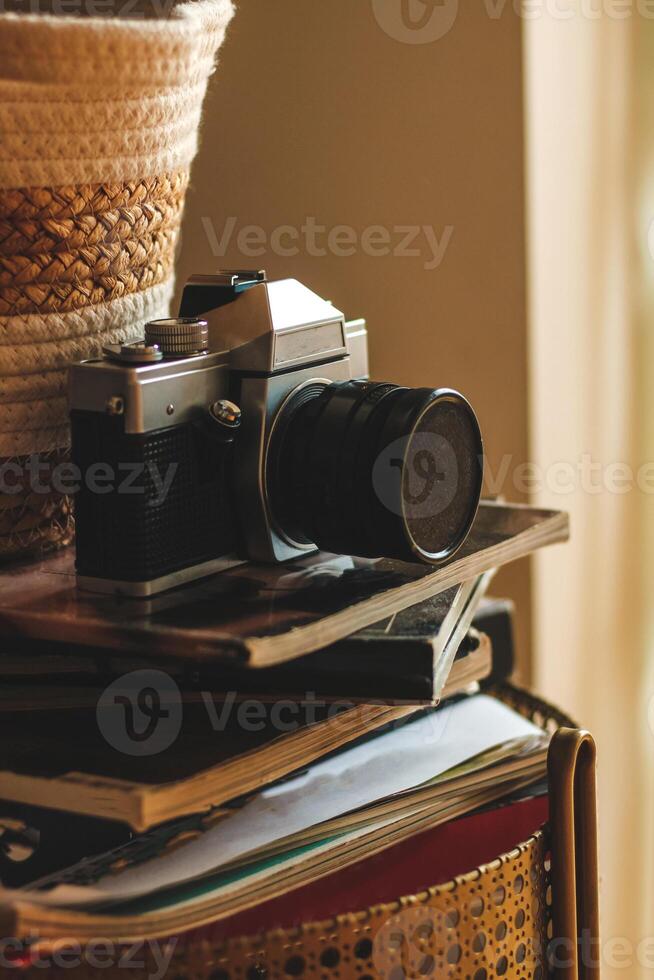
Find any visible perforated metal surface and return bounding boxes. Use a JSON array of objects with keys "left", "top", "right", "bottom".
[
  {"left": 166, "top": 831, "right": 550, "bottom": 980},
  {"left": 71, "top": 412, "right": 236, "bottom": 582}
]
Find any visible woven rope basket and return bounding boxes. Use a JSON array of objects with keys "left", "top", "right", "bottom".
[{"left": 0, "top": 0, "right": 234, "bottom": 559}]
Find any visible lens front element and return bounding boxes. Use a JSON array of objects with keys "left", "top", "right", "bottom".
[
  {"left": 266, "top": 381, "right": 483, "bottom": 565},
  {"left": 370, "top": 388, "right": 483, "bottom": 561}
]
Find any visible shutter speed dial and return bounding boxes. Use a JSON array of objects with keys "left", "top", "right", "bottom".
[{"left": 144, "top": 318, "right": 209, "bottom": 358}]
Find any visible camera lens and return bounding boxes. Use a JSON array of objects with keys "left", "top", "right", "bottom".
[{"left": 266, "top": 380, "right": 483, "bottom": 564}]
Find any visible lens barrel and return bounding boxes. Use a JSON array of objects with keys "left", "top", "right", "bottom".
[{"left": 266, "top": 380, "right": 483, "bottom": 565}]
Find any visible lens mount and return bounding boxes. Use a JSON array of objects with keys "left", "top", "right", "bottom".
[{"left": 264, "top": 378, "right": 331, "bottom": 549}]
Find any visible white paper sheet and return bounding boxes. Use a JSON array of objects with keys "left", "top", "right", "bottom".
[{"left": 20, "top": 695, "right": 541, "bottom": 909}]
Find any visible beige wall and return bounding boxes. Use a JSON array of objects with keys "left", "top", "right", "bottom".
[{"left": 177, "top": 0, "right": 532, "bottom": 671}]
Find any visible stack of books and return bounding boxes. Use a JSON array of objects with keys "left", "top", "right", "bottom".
[{"left": 0, "top": 501, "right": 567, "bottom": 961}]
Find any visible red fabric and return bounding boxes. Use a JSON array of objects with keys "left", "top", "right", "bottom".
[{"left": 181, "top": 793, "right": 548, "bottom": 944}]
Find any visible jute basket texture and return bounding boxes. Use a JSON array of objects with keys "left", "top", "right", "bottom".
[{"left": 0, "top": 0, "right": 235, "bottom": 558}]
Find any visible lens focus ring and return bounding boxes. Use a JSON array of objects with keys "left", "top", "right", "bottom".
[{"left": 267, "top": 380, "right": 483, "bottom": 565}]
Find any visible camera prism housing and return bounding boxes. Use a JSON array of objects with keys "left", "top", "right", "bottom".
[{"left": 69, "top": 272, "right": 483, "bottom": 597}]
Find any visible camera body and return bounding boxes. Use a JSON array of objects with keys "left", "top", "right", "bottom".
[
  {"left": 70, "top": 271, "right": 484, "bottom": 598},
  {"left": 69, "top": 272, "right": 369, "bottom": 596}
]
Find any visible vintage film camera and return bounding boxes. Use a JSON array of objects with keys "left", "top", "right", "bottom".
[{"left": 69, "top": 272, "right": 483, "bottom": 596}]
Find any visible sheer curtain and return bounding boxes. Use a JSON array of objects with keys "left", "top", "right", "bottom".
[{"left": 525, "top": 11, "right": 654, "bottom": 976}]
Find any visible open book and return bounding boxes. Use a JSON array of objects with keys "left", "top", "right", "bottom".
[{"left": 0, "top": 502, "right": 567, "bottom": 668}]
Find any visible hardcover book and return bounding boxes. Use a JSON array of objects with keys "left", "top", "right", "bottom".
[{"left": 0, "top": 637, "right": 491, "bottom": 833}]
